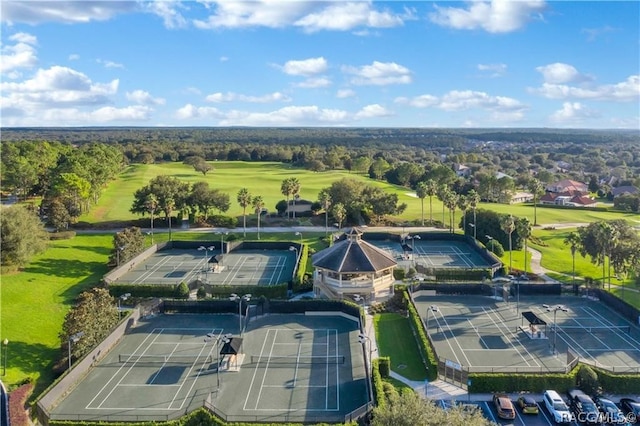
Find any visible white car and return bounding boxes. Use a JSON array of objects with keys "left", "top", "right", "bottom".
[{"left": 543, "top": 390, "right": 572, "bottom": 424}]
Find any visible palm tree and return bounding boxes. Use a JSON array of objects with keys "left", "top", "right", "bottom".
[
  {"left": 164, "top": 196, "right": 175, "bottom": 241},
  {"left": 318, "top": 188, "right": 331, "bottom": 237},
  {"left": 457, "top": 194, "right": 469, "bottom": 235},
  {"left": 144, "top": 193, "right": 158, "bottom": 244},
  {"left": 598, "top": 221, "right": 619, "bottom": 290},
  {"left": 290, "top": 178, "right": 301, "bottom": 219},
  {"left": 468, "top": 189, "right": 480, "bottom": 240},
  {"left": 517, "top": 218, "right": 532, "bottom": 276},
  {"left": 528, "top": 178, "right": 544, "bottom": 226},
  {"left": 446, "top": 191, "right": 459, "bottom": 234},
  {"left": 564, "top": 231, "right": 581, "bottom": 287},
  {"left": 236, "top": 188, "right": 252, "bottom": 237},
  {"left": 425, "top": 179, "right": 437, "bottom": 225},
  {"left": 437, "top": 184, "right": 449, "bottom": 229},
  {"left": 252, "top": 196, "right": 265, "bottom": 240},
  {"left": 280, "top": 178, "right": 294, "bottom": 219},
  {"left": 501, "top": 214, "right": 515, "bottom": 274},
  {"left": 415, "top": 181, "right": 428, "bottom": 226},
  {"left": 332, "top": 202, "right": 346, "bottom": 229}
]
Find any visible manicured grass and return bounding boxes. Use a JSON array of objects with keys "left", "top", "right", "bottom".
[
  {"left": 0, "top": 234, "right": 113, "bottom": 393},
  {"left": 79, "top": 161, "right": 639, "bottom": 226},
  {"left": 383, "top": 376, "right": 414, "bottom": 393},
  {"left": 374, "top": 312, "right": 428, "bottom": 381}
]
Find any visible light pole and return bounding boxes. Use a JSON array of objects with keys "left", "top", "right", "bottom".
[
  {"left": 116, "top": 244, "right": 127, "bottom": 267},
  {"left": 198, "top": 245, "right": 215, "bottom": 280},
  {"left": 230, "top": 293, "right": 251, "bottom": 336},
  {"left": 68, "top": 331, "right": 84, "bottom": 370},
  {"left": 407, "top": 235, "right": 421, "bottom": 258},
  {"left": 485, "top": 235, "right": 494, "bottom": 252},
  {"left": 544, "top": 304, "right": 568, "bottom": 356},
  {"left": 216, "top": 232, "right": 228, "bottom": 266},
  {"left": 358, "top": 333, "right": 375, "bottom": 365},
  {"left": 2, "top": 339, "right": 8, "bottom": 376},
  {"left": 294, "top": 231, "right": 303, "bottom": 245},
  {"left": 118, "top": 293, "right": 131, "bottom": 312},
  {"left": 468, "top": 223, "right": 475, "bottom": 238},
  {"left": 425, "top": 305, "right": 439, "bottom": 335},
  {"left": 205, "top": 332, "right": 232, "bottom": 388},
  {"left": 289, "top": 245, "right": 299, "bottom": 260}
]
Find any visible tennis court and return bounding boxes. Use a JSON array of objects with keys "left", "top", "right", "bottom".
[
  {"left": 369, "top": 238, "right": 492, "bottom": 270},
  {"left": 49, "top": 313, "right": 368, "bottom": 424},
  {"left": 414, "top": 294, "right": 640, "bottom": 373},
  {"left": 114, "top": 249, "right": 296, "bottom": 286}
]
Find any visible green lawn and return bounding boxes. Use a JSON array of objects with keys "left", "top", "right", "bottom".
[
  {"left": 0, "top": 234, "right": 113, "bottom": 393},
  {"left": 79, "top": 161, "right": 639, "bottom": 226},
  {"left": 374, "top": 312, "right": 428, "bottom": 381}
]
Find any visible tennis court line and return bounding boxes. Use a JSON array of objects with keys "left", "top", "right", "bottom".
[
  {"left": 429, "top": 312, "right": 466, "bottom": 366},
  {"left": 535, "top": 308, "right": 597, "bottom": 362},
  {"left": 582, "top": 306, "right": 640, "bottom": 349},
  {"left": 133, "top": 256, "right": 173, "bottom": 284},
  {"left": 482, "top": 307, "right": 539, "bottom": 368}
]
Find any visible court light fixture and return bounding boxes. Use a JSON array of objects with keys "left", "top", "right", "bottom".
[{"left": 68, "top": 331, "right": 85, "bottom": 370}]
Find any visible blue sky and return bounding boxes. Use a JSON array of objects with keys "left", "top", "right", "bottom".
[{"left": 1, "top": 1, "right": 638, "bottom": 128}]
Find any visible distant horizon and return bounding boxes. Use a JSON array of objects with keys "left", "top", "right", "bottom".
[{"left": 1, "top": 1, "right": 638, "bottom": 128}]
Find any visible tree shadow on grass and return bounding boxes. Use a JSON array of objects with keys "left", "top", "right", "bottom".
[
  {"left": 5, "top": 340, "right": 60, "bottom": 401},
  {"left": 22, "top": 259, "right": 107, "bottom": 280}
]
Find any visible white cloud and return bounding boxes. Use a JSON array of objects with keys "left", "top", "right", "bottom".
[
  {"left": 295, "top": 77, "right": 332, "bottom": 88},
  {"left": 343, "top": 61, "right": 412, "bottom": 86},
  {"left": 1, "top": 32, "right": 38, "bottom": 73},
  {"left": 429, "top": 0, "right": 546, "bottom": 34},
  {"left": 535, "top": 63, "right": 585, "bottom": 84},
  {"left": 217, "top": 105, "right": 349, "bottom": 126},
  {"left": 354, "top": 104, "right": 393, "bottom": 119},
  {"left": 193, "top": 1, "right": 311, "bottom": 29},
  {"left": 176, "top": 104, "right": 224, "bottom": 119},
  {"left": 193, "top": 1, "right": 411, "bottom": 32},
  {"left": 205, "top": 91, "right": 291, "bottom": 103},
  {"left": 282, "top": 57, "right": 327, "bottom": 76},
  {"left": 394, "top": 94, "right": 439, "bottom": 108},
  {"left": 477, "top": 63, "right": 507, "bottom": 77},
  {"left": 439, "top": 90, "right": 526, "bottom": 113},
  {"left": 1, "top": 66, "right": 118, "bottom": 107},
  {"left": 97, "top": 59, "right": 124, "bottom": 69},
  {"left": 144, "top": 0, "right": 187, "bottom": 29},
  {"left": 219, "top": 56, "right": 229, "bottom": 62},
  {"left": 532, "top": 75, "right": 640, "bottom": 102},
  {"left": 1, "top": 1, "right": 137, "bottom": 24},
  {"left": 126, "top": 90, "right": 166, "bottom": 106},
  {"left": 1, "top": 105, "right": 152, "bottom": 126},
  {"left": 68, "top": 54, "right": 80, "bottom": 61},
  {"left": 336, "top": 89, "right": 356, "bottom": 99},
  {"left": 550, "top": 102, "right": 600, "bottom": 125},
  {"left": 294, "top": 2, "right": 406, "bottom": 33}
]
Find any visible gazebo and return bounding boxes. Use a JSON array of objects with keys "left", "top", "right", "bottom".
[{"left": 311, "top": 227, "right": 397, "bottom": 301}]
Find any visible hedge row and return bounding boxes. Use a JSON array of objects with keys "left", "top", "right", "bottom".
[
  {"left": 432, "top": 268, "right": 492, "bottom": 282},
  {"left": 207, "top": 284, "right": 287, "bottom": 299},
  {"left": 49, "top": 407, "right": 345, "bottom": 426},
  {"left": 109, "top": 284, "right": 178, "bottom": 298},
  {"left": 467, "top": 370, "right": 578, "bottom": 393},
  {"left": 403, "top": 290, "right": 438, "bottom": 380},
  {"left": 371, "top": 359, "right": 386, "bottom": 410},
  {"left": 593, "top": 367, "right": 640, "bottom": 394},
  {"left": 292, "top": 243, "right": 311, "bottom": 293},
  {"left": 108, "top": 283, "right": 288, "bottom": 300}
]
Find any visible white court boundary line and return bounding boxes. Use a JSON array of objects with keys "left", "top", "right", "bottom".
[
  {"left": 243, "top": 328, "right": 341, "bottom": 412},
  {"left": 85, "top": 327, "right": 223, "bottom": 411}
]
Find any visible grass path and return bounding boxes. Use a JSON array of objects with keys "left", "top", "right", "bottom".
[{"left": 374, "top": 312, "right": 428, "bottom": 381}]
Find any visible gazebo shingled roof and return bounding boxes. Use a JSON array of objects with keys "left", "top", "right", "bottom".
[{"left": 311, "top": 227, "right": 397, "bottom": 273}]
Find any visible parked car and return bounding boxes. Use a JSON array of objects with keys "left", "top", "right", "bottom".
[
  {"left": 493, "top": 394, "right": 516, "bottom": 420},
  {"left": 595, "top": 397, "right": 629, "bottom": 425},
  {"left": 518, "top": 395, "right": 539, "bottom": 414},
  {"left": 567, "top": 389, "right": 602, "bottom": 425},
  {"left": 543, "top": 390, "right": 572, "bottom": 424},
  {"left": 620, "top": 399, "right": 640, "bottom": 423}
]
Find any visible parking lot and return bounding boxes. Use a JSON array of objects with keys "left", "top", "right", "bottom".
[{"left": 439, "top": 396, "right": 636, "bottom": 426}]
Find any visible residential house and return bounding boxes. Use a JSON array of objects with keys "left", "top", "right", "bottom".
[
  {"left": 453, "top": 163, "right": 472, "bottom": 178},
  {"left": 545, "top": 179, "right": 588, "bottom": 194},
  {"left": 611, "top": 186, "right": 639, "bottom": 198}
]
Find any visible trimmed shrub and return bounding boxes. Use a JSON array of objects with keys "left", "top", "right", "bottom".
[
  {"left": 393, "top": 268, "right": 406, "bottom": 280},
  {"left": 378, "top": 356, "right": 391, "bottom": 378},
  {"left": 196, "top": 286, "right": 207, "bottom": 300},
  {"left": 371, "top": 358, "right": 386, "bottom": 410},
  {"left": 206, "top": 215, "right": 237, "bottom": 228},
  {"left": 175, "top": 282, "right": 190, "bottom": 299},
  {"left": 576, "top": 365, "right": 601, "bottom": 396}
]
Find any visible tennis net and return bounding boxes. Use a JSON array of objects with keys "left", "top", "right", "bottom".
[
  {"left": 250, "top": 355, "right": 346, "bottom": 365},
  {"left": 551, "top": 325, "right": 631, "bottom": 334},
  {"left": 119, "top": 354, "right": 214, "bottom": 364}
]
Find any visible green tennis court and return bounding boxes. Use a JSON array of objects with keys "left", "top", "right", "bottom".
[
  {"left": 48, "top": 313, "right": 369, "bottom": 424},
  {"left": 113, "top": 249, "right": 297, "bottom": 286},
  {"left": 414, "top": 294, "right": 640, "bottom": 374}
]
